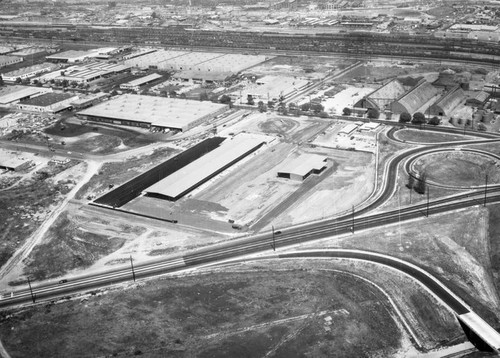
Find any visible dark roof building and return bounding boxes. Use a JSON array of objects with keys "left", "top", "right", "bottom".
[
  {"left": 466, "top": 91, "right": 490, "bottom": 108},
  {"left": 353, "top": 79, "right": 407, "bottom": 111},
  {"left": 390, "top": 81, "right": 440, "bottom": 114},
  {"left": 428, "top": 85, "right": 466, "bottom": 116},
  {"left": 17, "top": 92, "right": 78, "bottom": 113}
]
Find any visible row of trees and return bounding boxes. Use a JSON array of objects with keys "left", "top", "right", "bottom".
[{"left": 398, "top": 111, "right": 441, "bottom": 126}]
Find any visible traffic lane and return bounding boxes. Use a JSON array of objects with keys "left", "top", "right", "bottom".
[{"left": 278, "top": 251, "right": 469, "bottom": 315}]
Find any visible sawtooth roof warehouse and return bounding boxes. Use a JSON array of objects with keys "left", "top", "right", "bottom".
[{"left": 76, "top": 94, "right": 228, "bottom": 132}]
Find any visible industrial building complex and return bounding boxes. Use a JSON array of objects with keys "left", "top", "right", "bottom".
[
  {"left": 76, "top": 94, "right": 228, "bottom": 131},
  {"left": 144, "top": 135, "right": 266, "bottom": 201}
]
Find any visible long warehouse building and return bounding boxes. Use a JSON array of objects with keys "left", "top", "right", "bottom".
[
  {"left": 144, "top": 135, "right": 266, "bottom": 201},
  {"left": 77, "top": 94, "right": 228, "bottom": 132}
]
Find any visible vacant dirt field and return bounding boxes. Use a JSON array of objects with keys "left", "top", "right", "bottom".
[
  {"left": 75, "top": 147, "right": 176, "bottom": 200},
  {"left": 315, "top": 206, "right": 500, "bottom": 326},
  {"left": 411, "top": 151, "right": 500, "bottom": 188},
  {"left": 0, "top": 265, "right": 407, "bottom": 358},
  {"left": 394, "top": 128, "right": 473, "bottom": 144}
]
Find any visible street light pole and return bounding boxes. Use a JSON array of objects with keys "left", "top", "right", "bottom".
[
  {"left": 27, "top": 277, "right": 36, "bottom": 304},
  {"left": 130, "top": 255, "right": 136, "bottom": 282},
  {"left": 351, "top": 205, "right": 355, "bottom": 234},
  {"left": 484, "top": 173, "right": 489, "bottom": 207},
  {"left": 426, "top": 186, "right": 430, "bottom": 218},
  {"left": 271, "top": 225, "right": 276, "bottom": 251}
]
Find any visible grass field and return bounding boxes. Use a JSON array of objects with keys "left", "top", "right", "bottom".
[{"left": 0, "top": 268, "right": 403, "bottom": 357}]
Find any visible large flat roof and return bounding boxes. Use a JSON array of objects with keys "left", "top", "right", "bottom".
[
  {"left": 77, "top": 94, "right": 227, "bottom": 130},
  {"left": 145, "top": 135, "right": 266, "bottom": 200},
  {"left": 19, "top": 92, "right": 74, "bottom": 107},
  {"left": 124, "top": 73, "right": 162, "bottom": 87},
  {"left": 0, "top": 85, "right": 51, "bottom": 105},
  {"left": 277, "top": 154, "right": 327, "bottom": 177},
  {"left": 46, "top": 50, "right": 95, "bottom": 60},
  {"left": 2, "top": 63, "right": 56, "bottom": 77}
]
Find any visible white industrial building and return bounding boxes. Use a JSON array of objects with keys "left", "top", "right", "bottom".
[
  {"left": 242, "top": 75, "right": 310, "bottom": 102},
  {"left": 77, "top": 94, "right": 228, "bottom": 132},
  {"left": 0, "top": 55, "right": 23, "bottom": 68},
  {"left": 277, "top": 154, "right": 328, "bottom": 181},
  {"left": 55, "top": 62, "right": 130, "bottom": 84},
  {"left": 144, "top": 135, "right": 266, "bottom": 201},
  {"left": 1, "top": 63, "right": 58, "bottom": 82},
  {"left": 120, "top": 73, "right": 162, "bottom": 91},
  {"left": 124, "top": 49, "right": 267, "bottom": 82}
]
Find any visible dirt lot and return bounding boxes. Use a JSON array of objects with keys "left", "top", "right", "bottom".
[
  {"left": 44, "top": 118, "right": 157, "bottom": 154},
  {"left": 75, "top": 146, "right": 177, "bottom": 201},
  {"left": 310, "top": 206, "right": 500, "bottom": 327},
  {"left": 0, "top": 160, "right": 84, "bottom": 269},
  {"left": 0, "top": 263, "right": 409, "bottom": 358},
  {"left": 394, "top": 128, "right": 474, "bottom": 144},
  {"left": 411, "top": 151, "right": 500, "bottom": 188},
  {"left": 244, "top": 55, "right": 353, "bottom": 81}
]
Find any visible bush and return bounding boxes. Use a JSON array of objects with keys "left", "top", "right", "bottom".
[
  {"left": 399, "top": 112, "right": 411, "bottom": 123},
  {"left": 411, "top": 112, "right": 426, "bottom": 124},
  {"left": 428, "top": 116, "right": 440, "bottom": 125},
  {"left": 343, "top": 107, "right": 352, "bottom": 116},
  {"left": 477, "top": 123, "right": 487, "bottom": 131}
]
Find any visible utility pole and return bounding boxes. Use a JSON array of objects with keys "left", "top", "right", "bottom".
[
  {"left": 351, "top": 205, "right": 355, "bottom": 234},
  {"left": 484, "top": 173, "right": 488, "bottom": 207},
  {"left": 426, "top": 186, "right": 430, "bottom": 218},
  {"left": 27, "top": 277, "right": 36, "bottom": 304},
  {"left": 130, "top": 255, "right": 136, "bottom": 282},
  {"left": 271, "top": 225, "right": 276, "bottom": 251}
]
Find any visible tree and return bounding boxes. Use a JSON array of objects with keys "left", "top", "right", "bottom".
[
  {"left": 267, "top": 100, "right": 274, "bottom": 109},
  {"left": 169, "top": 90, "right": 177, "bottom": 98},
  {"left": 428, "top": 116, "right": 441, "bottom": 125},
  {"left": 15, "top": 77, "right": 22, "bottom": 84},
  {"left": 343, "top": 107, "right": 352, "bottom": 116},
  {"left": 367, "top": 108, "right": 380, "bottom": 119},
  {"left": 199, "top": 92, "right": 209, "bottom": 101},
  {"left": 247, "top": 94, "right": 254, "bottom": 105},
  {"left": 300, "top": 102, "right": 311, "bottom": 112},
  {"left": 257, "top": 101, "right": 267, "bottom": 112},
  {"left": 311, "top": 103, "right": 324, "bottom": 114},
  {"left": 399, "top": 112, "right": 411, "bottom": 123},
  {"left": 411, "top": 112, "right": 426, "bottom": 125},
  {"left": 61, "top": 79, "right": 69, "bottom": 87},
  {"left": 477, "top": 122, "right": 487, "bottom": 131},
  {"left": 219, "top": 94, "right": 232, "bottom": 104},
  {"left": 457, "top": 117, "right": 463, "bottom": 125}
]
